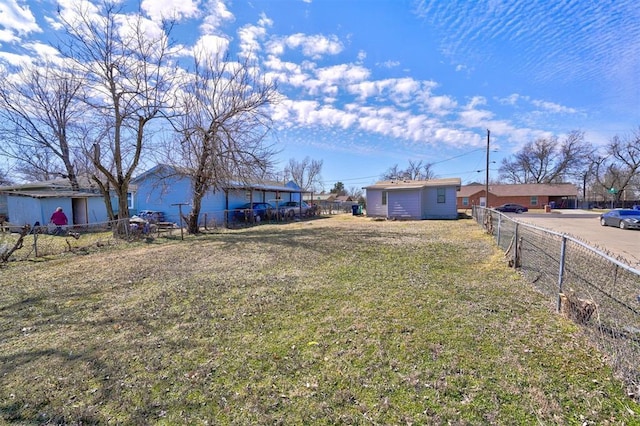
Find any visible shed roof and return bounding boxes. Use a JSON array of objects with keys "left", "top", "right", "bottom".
[
  {"left": 457, "top": 183, "right": 578, "bottom": 197},
  {"left": 364, "top": 178, "right": 462, "bottom": 190},
  {"left": 1, "top": 189, "right": 103, "bottom": 199}
]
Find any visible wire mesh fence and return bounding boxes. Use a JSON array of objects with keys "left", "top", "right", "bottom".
[
  {"left": 473, "top": 205, "right": 640, "bottom": 398},
  {"left": 0, "top": 218, "right": 182, "bottom": 263}
]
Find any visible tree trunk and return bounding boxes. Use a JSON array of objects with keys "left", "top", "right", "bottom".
[{"left": 187, "top": 195, "right": 202, "bottom": 234}]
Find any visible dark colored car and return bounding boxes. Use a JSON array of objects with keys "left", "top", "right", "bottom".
[
  {"left": 599, "top": 209, "right": 640, "bottom": 230},
  {"left": 280, "top": 201, "right": 312, "bottom": 217},
  {"left": 494, "top": 203, "right": 528, "bottom": 213},
  {"left": 232, "top": 202, "right": 275, "bottom": 222}
]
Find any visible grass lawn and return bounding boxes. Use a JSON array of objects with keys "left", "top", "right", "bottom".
[{"left": 0, "top": 215, "right": 638, "bottom": 424}]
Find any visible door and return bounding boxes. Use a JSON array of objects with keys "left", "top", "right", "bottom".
[{"left": 72, "top": 198, "right": 88, "bottom": 225}]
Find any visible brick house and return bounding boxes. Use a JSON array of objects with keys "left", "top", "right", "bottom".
[{"left": 457, "top": 182, "right": 579, "bottom": 210}]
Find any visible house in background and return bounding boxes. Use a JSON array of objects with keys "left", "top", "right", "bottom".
[
  {"left": 303, "top": 193, "right": 357, "bottom": 214},
  {"left": 364, "top": 178, "right": 461, "bottom": 220},
  {"left": 132, "top": 164, "right": 305, "bottom": 226},
  {"left": 0, "top": 178, "right": 108, "bottom": 227},
  {"left": 456, "top": 182, "right": 579, "bottom": 210}
]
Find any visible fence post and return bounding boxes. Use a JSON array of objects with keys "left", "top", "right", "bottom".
[
  {"left": 497, "top": 215, "right": 502, "bottom": 246},
  {"left": 512, "top": 223, "right": 519, "bottom": 268},
  {"left": 33, "top": 230, "right": 38, "bottom": 258},
  {"left": 556, "top": 235, "right": 567, "bottom": 312}
]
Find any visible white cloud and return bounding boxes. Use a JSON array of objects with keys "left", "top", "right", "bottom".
[
  {"left": 378, "top": 60, "right": 400, "bottom": 68},
  {"left": 0, "top": 0, "right": 41, "bottom": 43},
  {"left": 238, "top": 13, "right": 272, "bottom": 60},
  {"left": 423, "top": 94, "right": 457, "bottom": 115},
  {"left": 497, "top": 93, "right": 526, "bottom": 105},
  {"left": 141, "top": 0, "right": 200, "bottom": 23},
  {"left": 315, "top": 63, "right": 369, "bottom": 85},
  {"left": 531, "top": 99, "right": 577, "bottom": 114},
  {"left": 200, "top": 0, "right": 234, "bottom": 35},
  {"left": 267, "top": 33, "right": 343, "bottom": 59},
  {"left": 465, "top": 96, "right": 487, "bottom": 110},
  {"left": 0, "top": 50, "right": 32, "bottom": 67},
  {"left": 193, "top": 34, "right": 230, "bottom": 62}
]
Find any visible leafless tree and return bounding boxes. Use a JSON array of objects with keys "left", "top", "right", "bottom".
[
  {"left": 499, "top": 131, "right": 593, "bottom": 184},
  {"left": 381, "top": 164, "right": 403, "bottom": 180},
  {"left": 592, "top": 128, "right": 640, "bottom": 205},
  {"left": 0, "top": 167, "right": 12, "bottom": 186},
  {"left": 283, "top": 156, "right": 323, "bottom": 192},
  {"left": 381, "top": 160, "right": 436, "bottom": 180},
  {"left": 0, "top": 64, "right": 85, "bottom": 188},
  {"left": 407, "top": 159, "right": 436, "bottom": 180},
  {"left": 347, "top": 186, "right": 363, "bottom": 200},
  {"left": 56, "top": 1, "right": 177, "bottom": 222},
  {"left": 167, "top": 53, "right": 279, "bottom": 234}
]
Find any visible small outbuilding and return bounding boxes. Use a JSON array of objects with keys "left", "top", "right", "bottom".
[
  {"left": 364, "top": 178, "right": 461, "bottom": 220},
  {"left": 0, "top": 178, "right": 108, "bottom": 228}
]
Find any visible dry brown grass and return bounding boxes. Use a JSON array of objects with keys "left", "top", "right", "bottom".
[{"left": 0, "top": 215, "right": 637, "bottom": 424}]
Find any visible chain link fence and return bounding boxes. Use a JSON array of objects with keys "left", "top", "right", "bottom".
[{"left": 473, "top": 205, "right": 640, "bottom": 399}]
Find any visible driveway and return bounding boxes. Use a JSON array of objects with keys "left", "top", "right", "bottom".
[{"left": 508, "top": 210, "right": 640, "bottom": 269}]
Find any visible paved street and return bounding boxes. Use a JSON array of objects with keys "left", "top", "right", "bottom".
[{"left": 506, "top": 210, "right": 640, "bottom": 269}]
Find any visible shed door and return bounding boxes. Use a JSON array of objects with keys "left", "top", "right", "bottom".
[{"left": 72, "top": 198, "right": 88, "bottom": 225}]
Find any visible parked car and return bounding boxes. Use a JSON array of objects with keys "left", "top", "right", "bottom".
[
  {"left": 494, "top": 203, "right": 528, "bottom": 213},
  {"left": 232, "top": 202, "right": 275, "bottom": 223},
  {"left": 599, "top": 209, "right": 640, "bottom": 230},
  {"left": 280, "top": 201, "right": 313, "bottom": 217}
]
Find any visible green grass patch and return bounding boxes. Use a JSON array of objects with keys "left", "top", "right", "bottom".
[{"left": 0, "top": 216, "right": 637, "bottom": 424}]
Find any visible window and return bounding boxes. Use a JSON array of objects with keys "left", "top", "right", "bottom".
[
  {"left": 437, "top": 188, "right": 446, "bottom": 203},
  {"left": 126, "top": 192, "right": 134, "bottom": 209},
  {"left": 462, "top": 197, "right": 469, "bottom": 206},
  {"left": 530, "top": 196, "right": 538, "bottom": 206},
  {"left": 382, "top": 191, "right": 387, "bottom": 205}
]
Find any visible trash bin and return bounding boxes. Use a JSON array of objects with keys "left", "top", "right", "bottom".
[
  {"left": 352, "top": 204, "right": 359, "bottom": 216},
  {"left": 357, "top": 205, "right": 363, "bottom": 215}
]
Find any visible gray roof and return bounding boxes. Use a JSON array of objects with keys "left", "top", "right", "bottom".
[
  {"left": 364, "top": 178, "right": 462, "bottom": 190},
  {"left": 1, "top": 189, "right": 102, "bottom": 199}
]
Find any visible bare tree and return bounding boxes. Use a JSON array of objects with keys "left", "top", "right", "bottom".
[
  {"left": 0, "top": 167, "right": 12, "bottom": 186},
  {"left": 407, "top": 159, "right": 436, "bottom": 180},
  {"left": 167, "top": 53, "right": 278, "bottom": 234},
  {"left": 56, "top": 1, "right": 177, "bottom": 222},
  {"left": 283, "top": 157, "right": 323, "bottom": 192},
  {"left": 381, "top": 164, "right": 403, "bottom": 180},
  {"left": 592, "top": 128, "right": 640, "bottom": 205},
  {"left": 381, "top": 160, "right": 436, "bottom": 180},
  {"left": 499, "top": 131, "right": 593, "bottom": 184},
  {"left": 347, "top": 186, "right": 363, "bottom": 200},
  {"left": 0, "top": 64, "right": 85, "bottom": 188}
]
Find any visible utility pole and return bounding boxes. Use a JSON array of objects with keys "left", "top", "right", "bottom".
[{"left": 485, "top": 129, "right": 490, "bottom": 208}]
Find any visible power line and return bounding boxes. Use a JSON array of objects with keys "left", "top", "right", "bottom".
[{"left": 321, "top": 146, "right": 489, "bottom": 186}]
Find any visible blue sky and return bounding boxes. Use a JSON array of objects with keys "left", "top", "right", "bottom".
[{"left": 1, "top": 0, "right": 640, "bottom": 191}]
